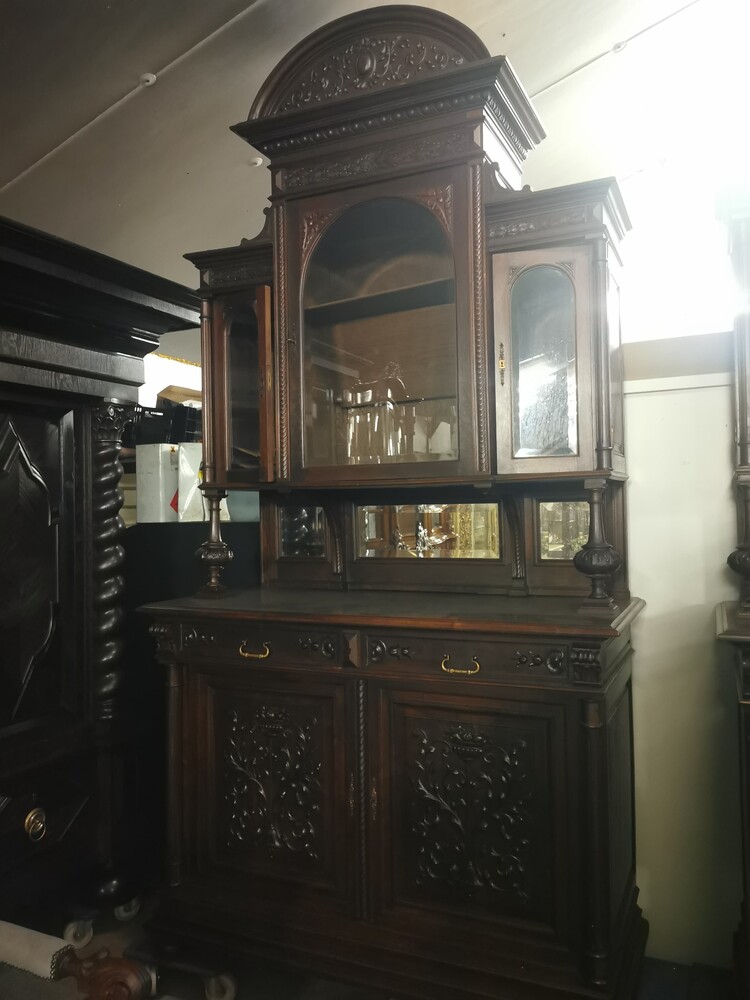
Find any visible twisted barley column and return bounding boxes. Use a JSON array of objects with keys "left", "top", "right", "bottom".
[{"left": 91, "top": 403, "right": 132, "bottom": 723}]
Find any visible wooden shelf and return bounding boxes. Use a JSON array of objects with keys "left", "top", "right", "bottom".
[{"left": 304, "top": 277, "right": 454, "bottom": 325}]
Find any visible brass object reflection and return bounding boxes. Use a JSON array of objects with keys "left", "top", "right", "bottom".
[
  {"left": 24, "top": 807, "right": 47, "bottom": 842},
  {"left": 440, "top": 653, "right": 481, "bottom": 676},
  {"left": 238, "top": 640, "right": 271, "bottom": 659},
  {"left": 498, "top": 343, "right": 506, "bottom": 386}
]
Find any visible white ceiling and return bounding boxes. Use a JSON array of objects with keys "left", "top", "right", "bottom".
[{"left": 0, "top": 0, "right": 742, "bottom": 301}]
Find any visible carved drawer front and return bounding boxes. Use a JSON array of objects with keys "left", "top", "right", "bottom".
[
  {"left": 179, "top": 621, "right": 346, "bottom": 668},
  {"left": 364, "top": 632, "right": 568, "bottom": 682},
  {"left": 0, "top": 765, "right": 92, "bottom": 875}
]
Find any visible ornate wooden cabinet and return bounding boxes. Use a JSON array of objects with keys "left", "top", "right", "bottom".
[
  {"left": 0, "top": 216, "right": 199, "bottom": 924},
  {"left": 717, "top": 189, "right": 750, "bottom": 997},
  {"left": 145, "top": 8, "right": 645, "bottom": 999}
]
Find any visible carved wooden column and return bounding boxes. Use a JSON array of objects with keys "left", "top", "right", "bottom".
[
  {"left": 92, "top": 402, "right": 133, "bottom": 724},
  {"left": 574, "top": 478, "right": 622, "bottom": 614},
  {"left": 90, "top": 401, "right": 136, "bottom": 908}
]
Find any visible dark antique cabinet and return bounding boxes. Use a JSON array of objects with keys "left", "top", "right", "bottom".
[
  {"left": 717, "top": 189, "right": 750, "bottom": 997},
  {"left": 145, "top": 8, "right": 645, "bottom": 999},
  {"left": 0, "top": 217, "right": 199, "bottom": 926}
]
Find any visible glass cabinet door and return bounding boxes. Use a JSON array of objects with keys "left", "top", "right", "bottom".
[
  {"left": 492, "top": 247, "right": 594, "bottom": 475},
  {"left": 300, "top": 196, "right": 460, "bottom": 475},
  {"left": 211, "top": 285, "right": 274, "bottom": 485}
]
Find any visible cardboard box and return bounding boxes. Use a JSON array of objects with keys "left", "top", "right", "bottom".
[{"left": 135, "top": 444, "right": 179, "bottom": 522}]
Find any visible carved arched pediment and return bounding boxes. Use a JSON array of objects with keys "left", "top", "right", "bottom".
[{"left": 249, "top": 6, "right": 490, "bottom": 119}]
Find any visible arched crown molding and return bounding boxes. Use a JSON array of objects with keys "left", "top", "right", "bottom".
[{"left": 248, "top": 5, "right": 491, "bottom": 120}]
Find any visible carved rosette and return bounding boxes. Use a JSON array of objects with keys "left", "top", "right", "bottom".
[
  {"left": 224, "top": 706, "right": 322, "bottom": 861},
  {"left": 411, "top": 724, "right": 532, "bottom": 905},
  {"left": 92, "top": 402, "right": 134, "bottom": 722},
  {"left": 277, "top": 35, "right": 466, "bottom": 113}
]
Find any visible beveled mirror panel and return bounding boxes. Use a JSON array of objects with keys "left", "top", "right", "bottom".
[
  {"left": 538, "top": 501, "right": 589, "bottom": 561},
  {"left": 303, "top": 198, "right": 458, "bottom": 468},
  {"left": 279, "top": 505, "right": 326, "bottom": 558},
  {"left": 357, "top": 503, "right": 500, "bottom": 559},
  {"left": 511, "top": 265, "right": 577, "bottom": 458}
]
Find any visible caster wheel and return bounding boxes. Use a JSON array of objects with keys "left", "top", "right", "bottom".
[
  {"left": 63, "top": 918, "right": 94, "bottom": 949},
  {"left": 113, "top": 897, "right": 141, "bottom": 922},
  {"left": 204, "top": 973, "right": 237, "bottom": 1000}
]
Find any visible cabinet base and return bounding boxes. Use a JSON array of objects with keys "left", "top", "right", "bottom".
[{"left": 147, "top": 895, "right": 647, "bottom": 1000}]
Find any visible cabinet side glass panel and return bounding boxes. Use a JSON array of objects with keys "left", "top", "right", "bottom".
[
  {"left": 279, "top": 506, "right": 326, "bottom": 558},
  {"left": 511, "top": 266, "right": 578, "bottom": 458},
  {"left": 222, "top": 292, "right": 261, "bottom": 474},
  {"left": 538, "top": 501, "right": 589, "bottom": 560},
  {"left": 356, "top": 503, "right": 500, "bottom": 559},
  {"left": 302, "top": 198, "right": 458, "bottom": 468}
]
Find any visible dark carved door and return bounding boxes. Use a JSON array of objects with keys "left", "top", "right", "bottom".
[
  {"left": 368, "top": 682, "right": 573, "bottom": 960},
  {"left": 0, "top": 403, "right": 83, "bottom": 750},
  {"left": 190, "top": 664, "right": 358, "bottom": 925}
]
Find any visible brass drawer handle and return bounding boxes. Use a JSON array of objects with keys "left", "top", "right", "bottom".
[
  {"left": 25, "top": 807, "right": 47, "bottom": 842},
  {"left": 238, "top": 640, "right": 271, "bottom": 660},
  {"left": 441, "top": 654, "right": 480, "bottom": 676}
]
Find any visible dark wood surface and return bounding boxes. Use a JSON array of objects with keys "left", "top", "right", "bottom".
[
  {"left": 0, "top": 219, "right": 197, "bottom": 930},
  {"left": 143, "top": 586, "right": 642, "bottom": 638},
  {"left": 161, "top": 6, "right": 644, "bottom": 998}
]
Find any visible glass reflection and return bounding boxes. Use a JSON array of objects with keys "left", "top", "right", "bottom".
[
  {"left": 303, "top": 198, "right": 458, "bottom": 467},
  {"left": 280, "top": 506, "right": 326, "bottom": 558},
  {"left": 511, "top": 265, "right": 578, "bottom": 458},
  {"left": 224, "top": 293, "right": 260, "bottom": 472},
  {"left": 357, "top": 504, "right": 499, "bottom": 559},
  {"left": 538, "top": 501, "right": 589, "bottom": 560}
]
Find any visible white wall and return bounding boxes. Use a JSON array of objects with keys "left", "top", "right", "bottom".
[{"left": 625, "top": 372, "right": 742, "bottom": 966}]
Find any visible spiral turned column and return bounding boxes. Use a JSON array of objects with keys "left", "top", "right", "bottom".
[{"left": 91, "top": 403, "right": 133, "bottom": 723}]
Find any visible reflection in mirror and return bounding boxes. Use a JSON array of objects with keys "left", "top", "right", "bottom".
[
  {"left": 357, "top": 504, "right": 500, "bottom": 559},
  {"left": 223, "top": 293, "right": 260, "bottom": 472},
  {"left": 303, "top": 198, "right": 458, "bottom": 467},
  {"left": 538, "top": 501, "right": 589, "bottom": 560},
  {"left": 511, "top": 265, "right": 578, "bottom": 458},
  {"left": 280, "top": 506, "right": 326, "bottom": 558}
]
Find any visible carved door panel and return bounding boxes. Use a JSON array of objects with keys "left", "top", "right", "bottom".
[
  {"left": 0, "top": 404, "right": 82, "bottom": 744},
  {"left": 191, "top": 665, "right": 357, "bottom": 920},
  {"left": 369, "top": 682, "right": 571, "bottom": 948}
]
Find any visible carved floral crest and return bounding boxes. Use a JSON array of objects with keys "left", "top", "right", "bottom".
[{"left": 277, "top": 35, "right": 467, "bottom": 113}]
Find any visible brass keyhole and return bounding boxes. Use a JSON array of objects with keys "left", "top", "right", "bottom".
[{"left": 24, "top": 807, "right": 47, "bottom": 843}]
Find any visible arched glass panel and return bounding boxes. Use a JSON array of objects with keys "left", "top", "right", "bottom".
[
  {"left": 510, "top": 266, "right": 577, "bottom": 458},
  {"left": 302, "top": 198, "right": 457, "bottom": 467}
]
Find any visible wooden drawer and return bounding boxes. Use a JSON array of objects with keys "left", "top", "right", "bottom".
[
  {"left": 178, "top": 620, "right": 348, "bottom": 668},
  {"left": 363, "top": 630, "right": 569, "bottom": 682}
]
